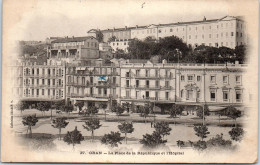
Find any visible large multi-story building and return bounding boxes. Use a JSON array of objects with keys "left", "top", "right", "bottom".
[
  {"left": 88, "top": 16, "right": 246, "bottom": 50},
  {"left": 11, "top": 59, "right": 66, "bottom": 102},
  {"left": 109, "top": 39, "right": 132, "bottom": 53},
  {"left": 47, "top": 36, "right": 100, "bottom": 61},
  {"left": 65, "top": 61, "right": 121, "bottom": 109}
]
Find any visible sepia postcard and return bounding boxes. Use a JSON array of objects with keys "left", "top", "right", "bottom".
[{"left": 1, "top": 0, "right": 259, "bottom": 163}]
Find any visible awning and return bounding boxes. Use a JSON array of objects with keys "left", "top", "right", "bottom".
[{"left": 208, "top": 106, "right": 226, "bottom": 112}]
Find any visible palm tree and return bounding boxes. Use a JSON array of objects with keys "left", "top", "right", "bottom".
[{"left": 52, "top": 117, "right": 69, "bottom": 140}]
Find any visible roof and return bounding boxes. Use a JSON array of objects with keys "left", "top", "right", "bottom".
[
  {"left": 99, "top": 15, "right": 243, "bottom": 32},
  {"left": 52, "top": 36, "right": 96, "bottom": 43}
]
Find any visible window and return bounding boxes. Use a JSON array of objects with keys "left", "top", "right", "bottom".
[
  {"left": 42, "top": 89, "right": 44, "bottom": 95},
  {"left": 37, "top": 89, "right": 39, "bottom": 96},
  {"left": 165, "top": 92, "right": 169, "bottom": 100},
  {"left": 223, "top": 76, "right": 228, "bottom": 84},
  {"left": 32, "top": 79, "right": 34, "bottom": 85},
  {"left": 104, "top": 88, "right": 107, "bottom": 95},
  {"left": 240, "top": 33, "right": 243, "bottom": 37},
  {"left": 188, "top": 75, "right": 193, "bottom": 81},
  {"left": 98, "top": 88, "right": 102, "bottom": 95},
  {"left": 170, "top": 29, "right": 173, "bottom": 32},
  {"left": 126, "top": 80, "right": 130, "bottom": 87},
  {"left": 126, "top": 72, "right": 130, "bottom": 77},
  {"left": 136, "top": 70, "right": 140, "bottom": 76},
  {"left": 145, "top": 70, "right": 149, "bottom": 77},
  {"left": 126, "top": 90, "right": 130, "bottom": 98},
  {"left": 187, "top": 90, "right": 193, "bottom": 100},
  {"left": 146, "top": 80, "right": 150, "bottom": 88},
  {"left": 136, "top": 80, "right": 139, "bottom": 87},
  {"left": 42, "top": 79, "right": 45, "bottom": 85},
  {"left": 155, "top": 70, "right": 159, "bottom": 77},
  {"left": 223, "top": 91, "right": 228, "bottom": 101},
  {"left": 236, "top": 90, "right": 242, "bottom": 102},
  {"left": 210, "top": 90, "right": 216, "bottom": 101},
  {"left": 210, "top": 75, "right": 216, "bottom": 83},
  {"left": 197, "top": 76, "right": 201, "bottom": 81},
  {"left": 156, "top": 80, "right": 159, "bottom": 88},
  {"left": 48, "top": 89, "right": 50, "bottom": 96},
  {"left": 236, "top": 76, "right": 241, "bottom": 85},
  {"left": 231, "top": 32, "right": 234, "bottom": 36},
  {"left": 165, "top": 81, "right": 169, "bottom": 88},
  {"left": 181, "top": 75, "right": 185, "bottom": 81},
  {"left": 32, "top": 89, "right": 34, "bottom": 96}
]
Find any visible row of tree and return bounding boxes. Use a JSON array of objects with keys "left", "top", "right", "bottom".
[
  {"left": 112, "top": 35, "right": 246, "bottom": 64},
  {"left": 22, "top": 114, "right": 244, "bottom": 150}
]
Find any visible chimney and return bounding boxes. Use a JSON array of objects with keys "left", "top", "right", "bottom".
[
  {"left": 203, "top": 16, "right": 206, "bottom": 21},
  {"left": 136, "top": 25, "right": 138, "bottom": 29},
  {"left": 125, "top": 26, "right": 127, "bottom": 30}
]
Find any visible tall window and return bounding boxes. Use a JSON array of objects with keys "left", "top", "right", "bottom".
[
  {"left": 165, "top": 92, "right": 169, "bottom": 100},
  {"left": 98, "top": 88, "right": 102, "bottom": 95},
  {"left": 126, "top": 80, "right": 130, "bottom": 87},
  {"left": 210, "top": 90, "right": 216, "bottom": 101},
  {"left": 181, "top": 75, "right": 185, "bottom": 81},
  {"left": 165, "top": 81, "right": 169, "bottom": 88},
  {"left": 236, "top": 90, "right": 242, "bottom": 102},
  {"left": 223, "top": 91, "right": 228, "bottom": 101},
  {"left": 136, "top": 80, "right": 139, "bottom": 87},
  {"left": 197, "top": 76, "right": 201, "bottom": 81},
  {"left": 155, "top": 80, "right": 159, "bottom": 88},
  {"left": 42, "top": 89, "right": 44, "bottom": 95}
]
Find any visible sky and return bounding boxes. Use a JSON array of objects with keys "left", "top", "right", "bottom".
[{"left": 12, "top": 0, "right": 232, "bottom": 41}]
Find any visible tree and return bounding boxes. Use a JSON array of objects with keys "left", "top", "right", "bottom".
[
  {"left": 63, "top": 126, "right": 84, "bottom": 149},
  {"left": 193, "top": 140, "right": 207, "bottom": 151},
  {"left": 37, "top": 102, "right": 51, "bottom": 116},
  {"left": 99, "top": 103, "right": 108, "bottom": 120},
  {"left": 74, "top": 101, "right": 84, "bottom": 115},
  {"left": 101, "top": 131, "right": 124, "bottom": 148},
  {"left": 118, "top": 122, "right": 134, "bottom": 144},
  {"left": 122, "top": 102, "right": 131, "bottom": 113},
  {"left": 22, "top": 114, "right": 38, "bottom": 138},
  {"left": 229, "top": 127, "right": 244, "bottom": 141},
  {"left": 139, "top": 104, "right": 151, "bottom": 123},
  {"left": 154, "top": 121, "right": 172, "bottom": 140},
  {"left": 107, "top": 36, "right": 117, "bottom": 43},
  {"left": 53, "top": 100, "right": 66, "bottom": 113},
  {"left": 82, "top": 118, "right": 102, "bottom": 142},
  {"left": 206, "top": 133, "right": 232, "bottom": 148},
  {"left": 193, "top": 125, "right": 210, "bottom": 141},
  {"left": 234, "top": 45, "right": 246, "bottom": 63},
  {"left": 224, "top": 106, "right": 242, "bottom": 127},
  {"left": 63, "top": 105, "right": 74, "bottom": 115},
  {"left": 52, "top": 117, "right": 69, "bottom": 140},
  {"left": 84, "top": 106, "right": 99, "bottom": 117},
  {"left": 16, "top": 101, "right": 29, "bottom": 113},
  {"left": 169, "top": 104, "right": 184, "bottom": 118},
  {"left": 111, "top": 103, "right": 124, "bottom": 117},
  {"left": 140, "top": 131, "right": 167, "bottom": 148}
]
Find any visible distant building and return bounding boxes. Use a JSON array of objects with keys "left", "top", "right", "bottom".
[
  {"left": 109, "top": 39, "right": 132, "bottom": 53},
  {"left": 89, "top": 16, "right": 246, "bottom": 49},
  {"left": 47, "top": 36, "right": 100, "bottom": 61}
]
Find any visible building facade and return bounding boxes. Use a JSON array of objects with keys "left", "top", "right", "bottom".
[
  {"left": 47, "top": 36, "right": 100, "bottom": 60},
  {"left": 109, "top": 39, "right": 132, "bottom": 53},
  {"left": 89, "top": 16, "right": 246, "bottom": 50},
  {"left": 11, "top": 59, "right": 66, "bottom": 102},
  {"left": 11, "top": 58, "right": 249, "bottom": 112}
]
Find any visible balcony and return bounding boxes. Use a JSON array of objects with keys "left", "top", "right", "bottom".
[{"left": 134, "top": 85, "right": 161, "bottom": 90}]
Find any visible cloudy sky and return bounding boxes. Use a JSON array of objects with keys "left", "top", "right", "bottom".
[{"left": 12, "top": 0, "right": 234, "bottom": 41}]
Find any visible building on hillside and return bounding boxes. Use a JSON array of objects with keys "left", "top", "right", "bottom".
[
  {"left": 47, "top": 36, "right": 100, "bottom": 61},
  {"left": 109, "top": 39, "right": 132, "bottom": 53},
  {"left": 90, "top": 16, "right": 246, "bottom": 49}
]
